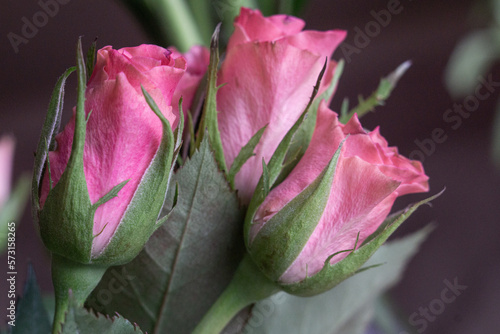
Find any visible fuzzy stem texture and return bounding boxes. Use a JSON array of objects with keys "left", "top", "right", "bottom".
[{"left": 51, "top": 253, "right": 107, "bottom": 334}]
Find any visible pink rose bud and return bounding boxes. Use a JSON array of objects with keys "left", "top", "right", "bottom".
[
  {"left": 217, "top": 8, "right": 346, "bottom": 202},
  {"left": 35, "top": 43, "right": 186, "bottom": 265},
  {"left": 0, "top": 136, "right": 15, "bottom": 210},
  {"left": 245, "top": 102, "right": 429, "bottom": 294}
]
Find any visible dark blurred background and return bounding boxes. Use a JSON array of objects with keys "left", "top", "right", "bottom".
[{"left": 1, "top": 0, "right": 499, "bottom": 333}]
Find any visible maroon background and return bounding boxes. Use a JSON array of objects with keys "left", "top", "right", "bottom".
[{"left": 1, "top": 0, "right": 499, "bottom": 333}]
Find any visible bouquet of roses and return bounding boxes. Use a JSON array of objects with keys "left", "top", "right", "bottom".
[{"left": 8, "top": 4, "right": 439, "bottom": 334}]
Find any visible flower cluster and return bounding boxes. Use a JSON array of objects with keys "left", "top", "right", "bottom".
[{"left": 33, "top": 7, "right": 432, "bottom": 334}]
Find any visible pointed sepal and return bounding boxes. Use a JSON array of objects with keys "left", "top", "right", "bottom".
[
  {"left": 244, "top": 61, "right": 328, "bottom": 247},
  {"left": 194, "top": 23, "right": 227, "bottom": 173},
  {"left": 31, "top": 66, "right": 75, "bottom": 227},
  {"left": 281, "top": 190, "right": 443, "bottom": 296},
  {"left": 247, "top": 141, "right": 344, "bottom": 281},
  {"left": 38, "top": 38, "right": 95, "bottom": 263}
]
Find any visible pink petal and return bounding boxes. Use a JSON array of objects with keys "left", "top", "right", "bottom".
[
  {"left": 228, "top": 8, "right": 305, "bottom": 48},
  {"left": 218, "top": 40, "right": 329, "bottom": 202},
  {"left": 251, "top": 102, "right": 429, "bottom": 283},
  {"left": 0, "top": 136, "right": 15, "bottom": 209}
]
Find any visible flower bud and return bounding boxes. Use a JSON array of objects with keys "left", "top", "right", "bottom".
[
  {"left": 245, "top": 101, "right": 430, "bottom": 295},
  {"left": 33, "top": 43, "right": 188, "bottom": 266},
  {"left": 217, "top": 8, "right": 346, "bottom": 202}
]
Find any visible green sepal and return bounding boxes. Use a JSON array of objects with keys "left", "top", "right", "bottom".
[
  {"left": 86, "top": 38, "right": 97, "bottom": 82},
  {"left": 155, "top": 182, "right": 179, "bottom": 227},
  {"left": 228, "top": 125, "right": 267, "bottom": 190},
  {"left": 32, "top": 66, "right": 75, "bottom": 227},
  {"left": 277, "top": 59, "right": 345, "bottom": 185},
  {"left": 94, "top": 87, "right": 175, "bottom": 264},
  {"left": 244, "top": 61, "right": 327, "bottom": 247},
  {"left": 195, "top": 23, "right": 228, "bottom": 174},
  {"left": 91, "top": 180, "right": 129, "bottom": 210},
  {"left": 247, "top": 141, "right": 344, "bottom": 281},
  {"left": 38, "top": 39, "right": 95, "bottom": 263},
  {"left": 281, "top": 190, "right": 443, "bottom": 296},
  {"left": 340, "top": 61, "right": 411, "bottom": 123}
]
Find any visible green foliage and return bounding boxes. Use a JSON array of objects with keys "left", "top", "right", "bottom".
[
  {"left": 340, "top": 61, "right": 411, "bottom": 123},
  {"left": 62, "top": 294, "right": 143, "bottom": 334},
  {"left": 228, "top": 126, "right": 267, "bottom": 190},
  {"left": 11, "top": 265, "right": 51, "bottom": 334}
]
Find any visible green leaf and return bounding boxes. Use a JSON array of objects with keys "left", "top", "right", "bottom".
[
  {"left": 283, "top": 190, "right": 442, "bottom": 296},
  {"left": 31, "top": 66, "right": 75, "bottom": 226},
  {"left": 87, "top": 138, "right": 244, "bottom": 334},
  {"left": 340, "top": 61, "right": 411, "bottom": 124},
  {"left": 195, "top": 24, "right": 228, "bottom": 174},
  {"left": 248, "top": 141, "right": 344, "bottom": 281},
  {"left": 228, "top": 125, "right": 267, "bottom": 190},
  {"left": 11, "top": 265, "right": 51, "bottom": 334},
  {"left": 62, "top": 294, "right": 143, "bottom": 334},
  {"left": 244, "top": 225, "right": 433, "bottom": 333}
]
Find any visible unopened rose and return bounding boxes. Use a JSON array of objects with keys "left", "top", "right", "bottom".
[
  {"left": 247, "top": 101, "right": 429, "bottom": 285},
  {"left": 217, "top": 8, "right": 346, "bottom": 202},
  {"left": 38, "top": 44, "right": 186, "bottom": 264}
]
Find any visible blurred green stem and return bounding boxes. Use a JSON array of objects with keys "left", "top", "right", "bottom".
[
  {"left": 192, "top": 255, "right": 279, "bottom": 334},
  {"left": 145, "top": 0, "right": 204, "bottom": 51},
  {"left": 51, "top": 254, "right": 107, "bottom": 334},
  {"left": 188, "top": 0, "right": 215, "bottom": 44}
]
